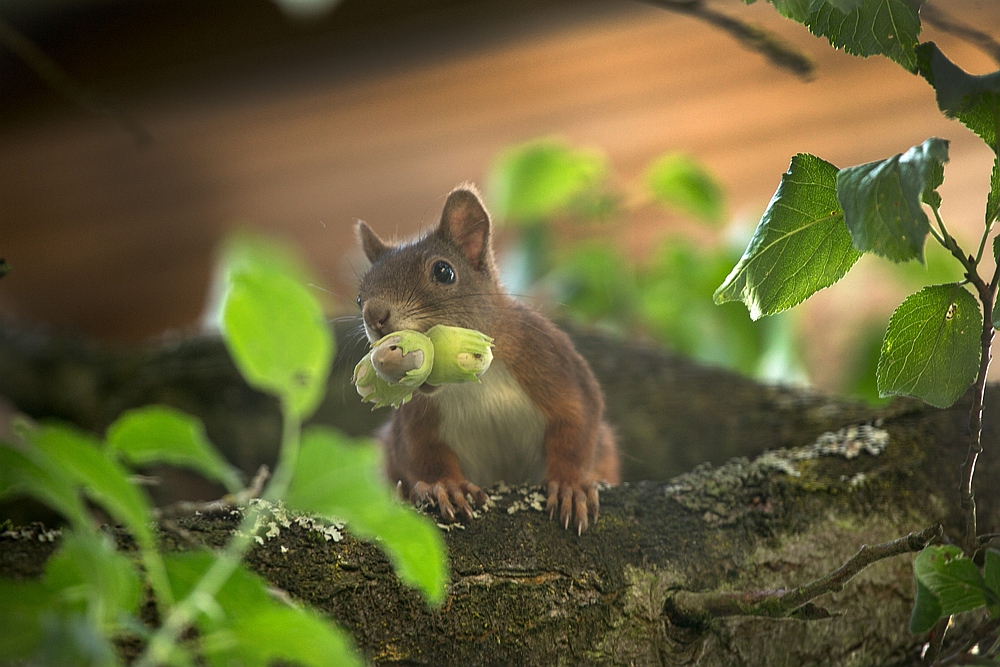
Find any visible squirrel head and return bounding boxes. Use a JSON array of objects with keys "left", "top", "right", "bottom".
[{"left": 356, "top": 185, "right": 502, "bottom": 342}]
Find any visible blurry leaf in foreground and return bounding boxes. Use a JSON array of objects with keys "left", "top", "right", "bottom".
[
  {"left": 107, "top": 406, "right": 242, "bottom": 494},
  {"left": 30, "top": 423, "right": 156, "bottom": 550},
  {"left": 284, "top": 427, "right": 448, "bottom": 604},
  {"left": 271, "top": 0, "right": 343, "bottom": 19},
  {"left": 645, "top": 153, "right": 725, "bottom": 224},
  {"left": 166, "top": 551, "right": 362, "bottom": 667},
  {"left": 488, "top": 139, "right": 606, "bottom": 224},
  {"left": 222, "top": 266, "right": 334, "bottom": 419}
]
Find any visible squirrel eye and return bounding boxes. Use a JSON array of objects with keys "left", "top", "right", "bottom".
[
  {"left": 356, "top": 294, "right": 362, "bottom": 309},
  {"left": 432, "top": 260, "right": 456, "bottom": 284}
]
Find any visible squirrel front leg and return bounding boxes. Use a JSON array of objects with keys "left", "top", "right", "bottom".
[
  {"left": 541, "top": 404, "right": 602, "bottom": 535},
  {"left": 383, "top": 398, "right": 488, "bottom": 522}
]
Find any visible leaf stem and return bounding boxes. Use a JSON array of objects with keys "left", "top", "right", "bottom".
[
  {"left": 136, "top": 407, "right": 302, "bottom": 666},
  {"left": 959, "top": 257, "right": 1000, "bottom": 557}
]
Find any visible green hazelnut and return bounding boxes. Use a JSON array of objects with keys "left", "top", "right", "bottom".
[
  {"left": 425, "top": 325, "right": 494, "bottom": 385},
  {"left": 353, "top": 352, "right": 415, "bottom": 409},
  {"left": 370, "top": 331, "right": 435, "bottom": 387}
]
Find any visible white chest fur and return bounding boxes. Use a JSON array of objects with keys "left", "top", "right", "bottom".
[{"left": 432, "top": 360, "right": 547, "bottom": 487}]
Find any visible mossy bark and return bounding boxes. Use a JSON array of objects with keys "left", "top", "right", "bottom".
[{"left": 1, "top": 319, "right": 997, "bottom": 665}]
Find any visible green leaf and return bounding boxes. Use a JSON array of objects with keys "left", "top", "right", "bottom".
[
  {"left": 762, "top": 0, "right": 811, "bottom": 22},
  {"left": 0, "top": 442, "right": 89, "bottom": 527},
  {"left": 221, "top": 267, "right": 334, "bottom": 419},
  {"left": 285, "top": 427, "right": 448, "bottom": 604},
  {"left": 916, "top": 43, "right": 1000, "bottom": 152},
  {"left": 43, "top": 530, "right": 142, "bottom": 630},
  {"left": 645, "top": 153, "right": 725, "bottom": 224},
  {"left": 165, "top": 552, "right": 362, "bottom": 667},
  {"left": 990, "top": 156, "right": 1000, "bottom": 226},
  {"left": 806, "top": 0, "right": 921, "bottom": 71},
  {"left": 107, "top": 406, "right": 242, "bottom": 494},
  {"left": 714, "top": 153, "right": 861, "bottom": 319},
  {"left": 909, "top": 578, "right": 942, "bottom": 634},
  {"left": 165, "top": 552, "right": 272, "bottom": 617},
  {"left": 27, "top": 423, "right": 155, "bottom": 551},
  {"left": 878, "top": 284, "right": 981, "bottom": 408},
  {"left": 994, "top": 238, "right": 1000, "bottom": 330},
  {"left": 488, "top": 139, "right": 606, "bottom": 224},
  {"left": 204, "top": 607, "right": 361, "bottom": 667},
  {"left": 837, "top": 138, "right": 949, "bottom": 263},
  {"left": 985, "top": 549, "right": 1000, "bottom": 618},
  {"left": 0, "top": 579, "right": 53, "bottom": 661},
  {"left": 913, "top": 545, "right": 992, "bottom": 616},
  {"left": 641, "top": 241, "right": 771, "bottom": 377},
  {"left": 551, "top": 243, "right": 637, "bottom": 322}
]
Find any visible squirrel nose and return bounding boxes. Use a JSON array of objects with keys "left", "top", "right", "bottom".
[{"left": 363, "top": 299, "right": 392, "bottom": 339}]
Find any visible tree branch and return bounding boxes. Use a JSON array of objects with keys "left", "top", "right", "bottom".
[
  {"left": 666, "top": 525, "right": 943, "bottom": 622},
  {"left": 641, "top": 0, "right": 814, "bottom": 79},
  {"left": 0, "top": 17, "right": 152, "bottom": 146}
]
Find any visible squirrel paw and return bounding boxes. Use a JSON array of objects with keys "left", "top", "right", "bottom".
[
  {"left": 546, "top": 480, "right": 599, "bottom": 535},
  {"left": 411, "top": 479, "right": 488, "bottom": 522}
]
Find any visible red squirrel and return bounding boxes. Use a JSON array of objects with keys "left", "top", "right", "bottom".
[{"left": 355, "top": 185, "right": 619, "bottom": 534}]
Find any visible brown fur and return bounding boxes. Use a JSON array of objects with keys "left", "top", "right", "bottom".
[{"left": 356, "top": 185, "right": 619, "bottom": 533}]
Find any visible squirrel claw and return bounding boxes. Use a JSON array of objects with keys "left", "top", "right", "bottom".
[
  {"left": 547, "top": 480, "right": 598, "bottom": 535},
  {"left": 410, "top": 479, "right": 486, "bottom": 523}
]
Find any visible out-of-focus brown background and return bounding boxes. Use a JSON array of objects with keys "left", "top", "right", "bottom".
[{"left": 2, "top": 0, "right": 1000, "bottom": 392}]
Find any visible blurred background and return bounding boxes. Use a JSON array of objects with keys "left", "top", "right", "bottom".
[{"left": 2, "top": 0, "right": 1000, "bottom": 402}]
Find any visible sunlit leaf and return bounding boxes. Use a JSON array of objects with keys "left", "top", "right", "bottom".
[
  {"left": 645, "top": 153, "right": 725, "bottom": 224},
  {"left": 913, "top": 545, "right": 993, "bottom": 617},
  {"left": 916, "top": 43, "right": 1000, "bottom": 152},
  {"left": 285, "top": 427, "right": 448, "bottom": 604},
  {"left": 806, "top": 0, "right": 921, "bottom": 70},
  {"left": 107, "top": 406, "right": 242, "bottom": 494},
  {"left": 837, "top": 138, "right": 949, "bottom": 263},
  {"left": 715, "top": 153, "right": 860, "bottom": 319},
  {"left": 878, "top": 284, "right": 980, "bottom": 408},
  {"left": 488, "top": 139, "right": 606, "bottom": 224},
  {"left": 222, "top": 267, "right": 334, "bottom": 419}
]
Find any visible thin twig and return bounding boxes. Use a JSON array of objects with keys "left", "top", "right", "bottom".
[
  {"left": 153, "top": 465, "right": 270, "bottom": 519},
  {"left": 0, "top": 17, "right": 152, "bottom": 146},
  {"left": 925, "top": 616, "right": 952, "bottom": 665},
  {"left": 641, "top": 0, "right": 814, "bottom": 80},
  {"left": 922, "top": 4, "right": 1000, "bottom": 66},
  {"left": 937, "top": 617, "right": 1000, "bottom": 666},
  {"left": 666, "top": 525, "right": 943, "bottom": 621}
]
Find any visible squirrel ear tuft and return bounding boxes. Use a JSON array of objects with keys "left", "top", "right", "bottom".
[
  {"left": 438, "top": 185, "right": 493, "bottom": 272},
  {"left": 357, "top": 220, "right": 390, "bottom": 263}
]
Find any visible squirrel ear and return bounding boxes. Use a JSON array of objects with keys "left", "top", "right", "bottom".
[
  {"left": 357, "top": 221, "right": 390, "bottom": 263},
  {"left": 438, "top": 185, "right": 493, "bottom": 272}
]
